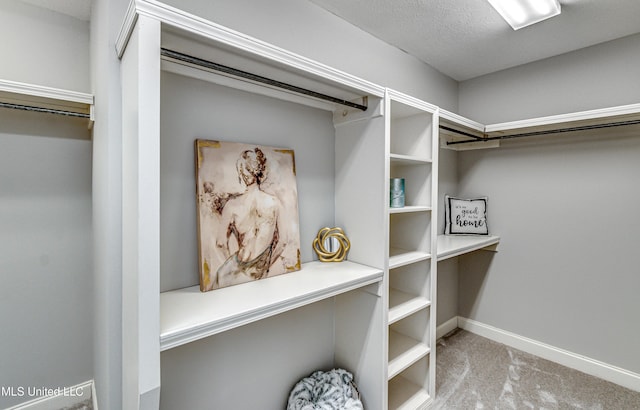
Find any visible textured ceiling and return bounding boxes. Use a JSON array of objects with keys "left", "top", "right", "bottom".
[
  {"left": 309, "top": 0, "right": 640, "bottom": 81},
  {"left": 20, "top": 0, "right": 91, "bottom": 21}
]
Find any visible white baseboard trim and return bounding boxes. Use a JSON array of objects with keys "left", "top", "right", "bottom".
[
  {"left": 458, "top": 317, "right": 640, "bottom": 393},
  {"left": 5, "top": 380, "right": 95, "bottom": 410},
  {"left": 436, "top": 316, "right": 459, "bottom": 340}
]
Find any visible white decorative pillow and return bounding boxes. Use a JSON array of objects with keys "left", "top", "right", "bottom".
[{"left": 445, "top": 195, "right": 489, "bottom": 235}]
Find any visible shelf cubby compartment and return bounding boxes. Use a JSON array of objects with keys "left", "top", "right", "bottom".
[
  {"left": 389, "top": 212, "right": 431, "bottom": 268},
  {"left": 388, "top": 330, "right": 430, "bottom": 380},
  {"left": 389, "top": 99, "right": 435, "bottom": 159},
  {"left": 388, "top": 307, "right": 431, "bottom": 378},
  {"left": 437, "top": 234, "right": 500, "bottom": 261},
  {"left": 388, "top": 357, "right": 432, "bottom": 410},
  {"left": 389, "top": 161, "right": 432, "bottom": 209},
  {"left": 389, "top": 259, "right": 431, "bottom": 306}
]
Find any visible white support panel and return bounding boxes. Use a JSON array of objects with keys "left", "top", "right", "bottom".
[
  {"left": 436, "top": 234, "right": 500, "bottom": 261},
  {"left": 160, "top": 261, "right": 383, "bottom": 351},
  {"left": 120, "top": 14, "right": 161, "bottom": 410},
  {"left": 427, "top": 109, "right": 439, "bottom": 399},
  {"left": 335, "top": 97, "right": 387, "bottom": 269},
  {"left": 334, "top": 286, "right": 386, "bottom": 410}
]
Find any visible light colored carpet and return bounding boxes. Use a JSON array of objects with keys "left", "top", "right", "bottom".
[{"left": 433, "top": 329, "right": 640, "bottom": 410}]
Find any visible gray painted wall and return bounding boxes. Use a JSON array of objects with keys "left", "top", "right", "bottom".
[
  {"left": 0, "top": 0, "right": 89, "bottom": 92},
  {"left": 0, "top": 2, "right": 93, "bottom": 408},
  {"left": 455, "top": 35, "right": 640, "bottom": 374},
  {"left": 159, "top": 72, "right": 337, "bottom": 291},
  {"left": 0, "top": 125, "right": 92, "bottom": 408},
  {"left": 459, "top": 33, "right": 640, "bottom": 124},
  {"left": 456, "top": 133, "right": 640, "bottom": 374}
]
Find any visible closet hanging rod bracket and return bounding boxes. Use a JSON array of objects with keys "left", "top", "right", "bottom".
[
  {"left": 439, "top": 125, "right": 486, "bottom": 140},
  {"left": 160, "top": 48, "right": 368, "bottom": 112}
]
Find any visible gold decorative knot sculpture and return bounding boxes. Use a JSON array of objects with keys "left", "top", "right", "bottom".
[{"left": 313, "top": 227, "right": 351, "bottom": 262}]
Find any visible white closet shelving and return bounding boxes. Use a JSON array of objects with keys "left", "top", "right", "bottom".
[
  {"left": 118, "top": 1, "right": 388, "bottom": 409},
  {"left": 385, "top": 89, "right": 438, "bottom": 410},
  {"left": 440, "top": 103, "right": 640, "bottom": 150},
  {"left": 160, "top": 261, "right": 382, "bottom": 351},
  {"left": 437, "top": 234, "right": 500, "bottom": 261},
  {"left": 0, "top": 78, "right": 94, "bottom": 128},
  {"left": 437, "top": 109, "right": 501, "bottom": 261}
]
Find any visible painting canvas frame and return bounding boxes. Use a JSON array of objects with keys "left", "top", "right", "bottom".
[{"left": 194, "top": 139, "right": 301, "bottom": 292}]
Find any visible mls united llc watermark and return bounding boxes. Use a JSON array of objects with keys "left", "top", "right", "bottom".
[{"left": 1, "top": 385, "right": 85, "bottom": 398}]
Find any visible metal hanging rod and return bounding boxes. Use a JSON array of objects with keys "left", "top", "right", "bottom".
[
  {"left": 161, "top": 48, "right": 368, "bottom": 112},
  {"left": 0, "top": 101, "right": 90, "bottom": 119},
  {"left": 439, "top": 125, "right": 485, "bottom": 140},
  {"left": 445, "top": 119, "right": 640, "bottom": 146}
]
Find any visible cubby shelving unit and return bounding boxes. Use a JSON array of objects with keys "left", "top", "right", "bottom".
[{"left": 385, "top": 89, "right": 439, "bottom": 409}]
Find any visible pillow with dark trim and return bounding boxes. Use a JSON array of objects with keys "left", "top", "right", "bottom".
[{"left": 445, "top": 195, "right": 488, "bottom": 235}]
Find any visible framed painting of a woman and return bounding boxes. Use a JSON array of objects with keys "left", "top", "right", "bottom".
[{"left": 194, "top": 139, "right": 301, "bottom": 292}]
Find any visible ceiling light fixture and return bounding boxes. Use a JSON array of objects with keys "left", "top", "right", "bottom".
[{"left": 487, "top": 0, "right": 561, "bottom": 30}]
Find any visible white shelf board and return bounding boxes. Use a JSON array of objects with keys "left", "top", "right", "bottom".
[
  {"left": 389, "top": 206, "right": 432, "bottom": 215},
  {"left": 388, "top": 330, "right": 430, "bottom": 380},
  {"left": 389, "top": 248, "right": 431, "bottom": 269},
  {"left": 437, "top": 234, "right": 500, "bottom": 262},
  {"left": 388, "top": 289, "right": 430, "bottom": 325},
  {"left": 160, "top": 261, "right": 383, "bottom": 351},
  {"left": 388, "top": 375, "right": 432, "bottom": 410},
  {"left": 0, "top": 78, "right": 94, "bottom": 120},
  {"left": 389, "top": 153, "right": 432, "bottom": 165},
  {"left": 485, "top": 103, "right": 640, "bottom": 134}
]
